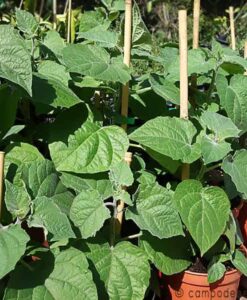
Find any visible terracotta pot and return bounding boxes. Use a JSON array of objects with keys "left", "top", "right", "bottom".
[{"left": 163, "top": 269, "right": 241, "bottom": 300}]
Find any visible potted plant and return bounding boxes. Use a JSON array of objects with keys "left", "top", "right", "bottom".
[
  {"left": 1, "top": 3, "right": 247, "bottom": 300},
  {"left": 125, "top": 31, "right": 247, "bottom": 300}
]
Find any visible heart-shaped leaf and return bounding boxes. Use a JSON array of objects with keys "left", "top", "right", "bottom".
[{"left": 174, "top": 180, "right": 230, "bottom": 255}]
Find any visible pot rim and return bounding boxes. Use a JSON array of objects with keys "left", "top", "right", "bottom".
[{"left": 184, "top": 268, "right": 240, "bottom": 277}]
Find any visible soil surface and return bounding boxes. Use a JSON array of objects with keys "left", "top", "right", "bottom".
[{"left": 188, "top": 257, "right": 233, "bottom": 274}]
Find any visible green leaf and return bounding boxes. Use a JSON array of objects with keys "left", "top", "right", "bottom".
[
  {"left": 0, "top": 225, "right": 29, "bottom": 279},
  {"left": 21, "top": 159, "right": 65, "bottom": 199},
  {"left": 174, "top": 180, "right": 230, "bottom": 255},
  {"left": 15, "top": 9, "right": 38, "bottom": 35},
  {"left": 29, "top": 196, "right": 75, "bottom": 241},
  {"left": 42, "top": 30, "right": 65, "bottom": 60},
  {"left": 157, "top": 46, "right": 179, "bottom": 71},
  {"left": 167, "top": 49, "right": 215, "bottom": 81},
  {"left": 85, "top": 241, "right": 150, "bottom": 300},
  {"left": 207, "top": 258, "right": 226, "bottom": 284},
  {"left": 109, "top": 159, "right": 134, "bottom": 186},
  {"left": 217, "top": 75, "right": 247, "bottom": 132},
  {"left": 5, "top": 180, "right": 31, "bottom": 219},
  {"left": 5, "top": 142, "right": 44, "bottom": 175},
  {"left": 222, "top": 150, "right": 247, "bottom": 198},
  {"left": 0, "top": 25, "right": 32, "bottom": 95},
  {"left": 41, "top": 103, "right": 89, "bottom": 143},
  {"left": 38, "top": 60, "right": 71, "bottom": 86},
  {"left": 49, "top": 121, "right": 129, "bottom": 174},
  {"left": 200, "top": 111, "right": 240, "bottom": 140},
  {"left": 144, "top": 148, "right": 181, "bottom": 174},
  {"left": 79, "top": 9, "right": 110, "bottom": 32},
  {"left": 232, "top": 249, "right": 247, "bottom": 276},
  {"left": 200, "top": 111, "right": 240, "bottom": 164},
  {"left": 224, "top": 214, "right": 236, "bottom": 253},
  {"left": 115, "top": 189, "right": 132, "bottom": 205},
  {"left": 4, "top": 248, "right": 98, "bottom": 299},
  {"left": 129, "top": 117, "right": 201, "bottom": 163},
  {"left": 213, "top": 42, "right": 247, "bottom": 72},
  {"left": 70, "top": 190, "right": 110, "bottom": 238},
  {"left": 140, "top": 232, "right": 192, "bottom": 275},
  {"left": 132, "top": 2, "right": 152, "bottom": 52},
  {"left": 61, "top": 172, "right": 113, "bottom": 199},
  {"left": 2, "top": 125, "right": 25, "bottom": 140},
  {"left": 149, "top": 74, "right": 180, "bottom": 105},
  {"left": 78, "top": 28, "right": 118, "bottom": 48},
  {"left": 126, "top": 183, "right": 183, "bottom": 239},
  {"left": 32, "top": 73, "right": 80, "bottom": 109},
  {"left": 0, "top": 85, "right": 20, "bottom": 138},
  {"left": 201, "top": 136, "right": 232, "bottom": 165},
  {"left": 62, "top": 44, "right": 130, "bottom": 84}
]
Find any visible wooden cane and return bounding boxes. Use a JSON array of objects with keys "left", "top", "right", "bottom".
[
  {"left": 66, "top": 0, "right": 72, "bottom": 43},
  {"left": 193, "top": 0, "right": 200, "bottom": 49},
  {"left": 0, "top": 152, "right": 5, "bottom": 220},
  {"left": 53, "top": 0, "right": 57, "bottom": 30},
  {"left": 191, "top": 0, "right": 200, "bottom": 89},
  {"left": 121, "top": 0, "right": 132, "bottom": 133},
  {"left": 116, "top": 0, "right": 133, "bottom": 235},
  {"left": 229, "top": 6, "right": 236, "bottom": 51},
  {"left": 179, "top": 10, "right": 190, "bottom": 181}
]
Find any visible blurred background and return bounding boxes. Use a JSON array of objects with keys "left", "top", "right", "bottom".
[{"left": 1, "top": 0, "right": 246, "bottom": 47}]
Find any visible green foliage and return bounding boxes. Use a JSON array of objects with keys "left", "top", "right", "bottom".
[{"left": 0, "top": 4, "right": 247, "bottom": 298}]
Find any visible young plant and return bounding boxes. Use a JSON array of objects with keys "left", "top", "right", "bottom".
[{"left": 0, "top": 4, "right": 247, "bottom": 300}]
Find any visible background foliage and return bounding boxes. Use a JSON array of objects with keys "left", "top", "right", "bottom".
[{"left": 1, "top": 0, "right": 246, "bottom": 47}]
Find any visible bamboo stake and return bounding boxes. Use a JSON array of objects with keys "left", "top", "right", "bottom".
[
  {"left": 53, "top": 0, "right": 57, "bottom": 30},
  {"left": 179, "top": 10, "right": 188, "bottom": 120},
  {"left": 193, "top": 0, "right": 200, "bottom": 49},
  {"left": 229, "top": 6, "right": 236, "bottom": 51},
  {"left": 191, "top": 0, "right": 200, "bottom": 89},
  {"left": 179, "top": 10, "right": 190, "bottom": 181},
  {"left": 66, "top": 0, "right": 72, "bottom": 43},
  {"left": 121, "top": 0, "right": 132, "bottom": 132},
  {"left": 116, "top": 0, "right": 132, "bottom": 235},
  {"left": 0, "top": 152, "right": 5, "bottom": 220},
  {"left": 64, "top": 0, "right": 69, "bottom": 14},
  {"left": 244, "top": 41, "right": 247, "bottom": 59}
]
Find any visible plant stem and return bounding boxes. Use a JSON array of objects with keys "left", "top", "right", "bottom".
[
  {"left": 105, "top": 202, "right": 116, "bottom": 207},
  {"left": 196, "top": 162, "right": 222, "bottom": 181},
  {"left": 205, "top": 162, "right": 222, "bottom": 173},
  {"left": 110, "top": 198, "right": 117, "bottom": 248},
  {"left": 207, "top": 70, "right": 216, "bottom": 100},
  {"left": 129, "top": 143, "right": 144, "bottom": 150},
  {"left": 121, "top": 232, "right": 143, "bottom": 241},
  {"left": 20, "top": 260, "right": 34, "bottom": 272},
  {"left": 38, "top": 0, "right": 44, "bottom": 21},
  {"left": 196, "top": 162, "right": 206, "bottom": 181},
  {"left": 19, "top": 0, "right": 24, "bottom": 9},
  {"left": 135, "top": 87, "right": 152, "bottom": 94}
]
